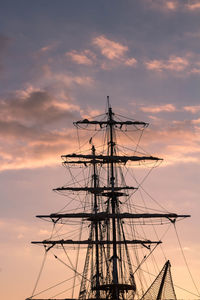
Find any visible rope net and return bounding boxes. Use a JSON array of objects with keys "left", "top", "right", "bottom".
[{"left": 140, "top": 260, "right": 177, "bottom": 300}]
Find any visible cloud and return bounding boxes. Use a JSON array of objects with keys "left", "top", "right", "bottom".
[
  {"left": 140, "top": 104, "right": 176, "bottom": 113},
  {"left": 1, "top": 86, "right": 200, "bottom": 172},
  {"left": 145, "top": 0, "right": 200, "bottom": 12},
  {"left": 66, "top": 35, "right": 137, "bottom": 70},
  {"left": 92, "top": 35, "right": 137, "bottom": 69},
  {"left": 0, "top": 89, "right": 78, "bottom": 125},
  {"left": 141, "top": 118, "right": 200, "bottom": 166},
  {"left": 66, "top": 50, "right": 95, "bottom": 65},
  {"left": 192, "top": 118, "right": 200, "bottom": 124},
  {"left": 0, "top": 88, "right": 82, "bottom": 171},
  {"left": 186, "top": 0, "right": 200, "bottom": 10},
  {"left": 144, "top": 52, "right": 200, "bottom": 77},
  {"left": 36, "top": 42, "right": 58, "bottom": 56},
  {"left": 184, "top": 105, "right": 200, "bottom": 113},
  {"left": 124, "top": 58, "right": 137, "bottom": 66},
  {"left": 93, "top": 35, "right": 128, "bottom": 60},
  {"left": 41, "top": 65, "right": 94, "bottom": 87},
  {"left": 165, "top": 1, "right": 177, "bottom": 10},
  {"left": 115, "top": 121, "right": 200, "bottom": 169},
  {"left": 145, "top": 0, "right": 179, "bottom": 12},
  {"left": 145, "top": 56, "right": 189, "bottom": 72}
]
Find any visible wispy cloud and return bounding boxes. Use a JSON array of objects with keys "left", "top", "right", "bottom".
[
  {"left": 145, "top": 0, "right": 179, "bottom": 12},
  {"left": 143, "top": 119, "right": 200, "bottom": 165},
  {"left": 192, "top": 118, "right": 200, "bottom": 124},
  {"left": 93, "top": 35, "right": 128, "bottom": 60},
  {"left": 184, "top": 105, "right": 200, "bottom": 113},
  {"left": 140, "top": 104, "right": 176, "bottom": 113},
  {"left": 66, "top": 49, "right": 95, "bottom": 65},
  {"left": 144, "top": 53, "right": 200, "bottom": 76},
  {"left": 38, "top": 43, "right": 57, "bottom": 53},
  {"left": 0, "top": 89, "right": 78, "bottom": 125},
  {"left": 124, "top": 58, "right": 137, "bottom": 66},
  {"left": 165, "top": 1, "right": 177, "bottom": 10},
  {"left": 0, "top": 87, "right": 82, "bottom": 171},
  {"left": 53, "top": 73, "right": 94, "bottom": 86},
  {"left": 92, "top": 35, "right": 137, "bottom": 68},
  {"left": 66, "top": 35, "right": 137, "bottom": 69},
  {"left": 146, "top": 0, "right": 200, "bottom": 12},
  {"left": 145, "top": 56, "right": 189, "bottom": 72},
  {"left": 38, "top": 64, "right": 94, "bottom": 89},
  {"left": 186, "top": 0, "right": 200, "bottom": 10}
]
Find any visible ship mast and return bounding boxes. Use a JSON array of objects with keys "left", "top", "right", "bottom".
[
  {"left": 108, "top": 100, "right": 119, "bottom": 299},
  {"left": 92, "top": 144, "right": 100, "bottom": 299},
  {"left": 30, "top": 99, "right": 190, "bottom": 300}
]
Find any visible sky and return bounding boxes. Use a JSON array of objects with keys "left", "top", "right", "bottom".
[{"left": 1, "top": 0, "right": 200, "bottom": 299}]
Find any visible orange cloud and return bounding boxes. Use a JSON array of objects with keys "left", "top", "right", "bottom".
[
  {"left": 35, "top": 42, "right": 58, "bottom": 58},
  {"left": 92, "top": 35, "right": 137, "bottom": 69},
  {"left": 184, "top": 105, "right": 200, "bottom": 113},
  {"left": 39, "top": 44, "right": 55, "bottom": 53},
  {"left": 145, "top": 119, "right": 200, "bottom": 165},
  {"left": 166, "top": 1, "right": 177, "bottom": 10},
  {"left": 41, "top": 65, "right": 94, "bottom": 87},
  {"left": 66, "top": 50, "right": 95, "bottom": 65},
  {"left": 145, "top": 56, "right": 189, "bottom": 72},
  {"left": 145, "top": 0, "right": 179, "bottom": 12},
  {"left": 0, "top": 88, "right": 83, "bottom": 171},
  {"left": 93, "top": 35, "right": 128, "bottom": 60},
  {"left": 124, "top": 57, "right": 137, "bottom": 66},
  {"left": 140, "top": 104, "right": 176, "bottom": 113},
  {"left": 146, "top": 0, "right": 200, "bottom": 12},
  {"left": 192, "top": 118, "right": 200, "bottom": 124},
  {"left": 1, "top": 88, "right": 200, "bottom": 172},
  {"left": 186, "top": 0, "right": 200, "bottom": 10},
  {"left": 65, "top": 36, "right": 137, "bottom": 69}
]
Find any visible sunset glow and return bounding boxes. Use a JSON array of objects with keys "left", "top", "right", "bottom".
[{"left": 1, "top": 1, "right": 200, "bottom": 300}]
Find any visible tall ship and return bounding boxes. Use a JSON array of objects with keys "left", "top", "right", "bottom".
[{"left": 26, "top": 98, "right": 197, "bottom": 300}]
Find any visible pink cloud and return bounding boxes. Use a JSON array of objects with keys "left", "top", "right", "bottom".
[
  {"left": 145, "top": 0, "right": 179, "bottom": 12},
  {"left": 0, "top": 88, "right": 83, "bottom": 171},
  {"left": 145, "top": 56, "right": 189, "bottom": 72},
  {"left": 35, "top": 42, "right": 58, "bottom": 57},
  {"left": 93, "top": 35, "right": 128, "bottom": 60},
  {"left": 41, "top": 65, "right": 94, "bottom": 87},
  {"left": 140, "top": 104, "right": 176, "bottom": 113},
  {"left": 66, "top": 50, "right": 95, "bottom": 65},
  {"left": 184, "top": 105, "right": 200, "bottom": 113},
  {"left": 124, "top": 57, "right": 137, "bottom": 66},
  {"left": 65, "top": 36, "right": 137, "bottom": 69},
  {"left": 190, "top": 68, "right": 200, "bottom": 74},
  {"left": 166, "top": 1, "right": 177, "bottom": 10},
  {"left": 40, "top": 45, "right": 54, "bottom": 53},
  {"left": 92, "top": 35, "right": 137, "bottom": 69},
  {"left": 186, "top": 1, "right": 200, "bottom": 10},
  {"left": 1, "top": 87, "right": 200, "bottom": 172},
  {"left": 192, "top": 118, "right": 200, "bottom": 124},
  {"left": 142, "top": 120, "right": 200, "bottom": 165}
]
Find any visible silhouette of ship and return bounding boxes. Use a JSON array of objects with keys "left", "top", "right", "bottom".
[{"left": 26, "top": 98, "right": 194, "bottom": 300}]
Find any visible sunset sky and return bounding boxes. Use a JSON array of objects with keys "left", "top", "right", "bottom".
[{"left": 1, "top": 1, "right": 200, "bottom": 299}]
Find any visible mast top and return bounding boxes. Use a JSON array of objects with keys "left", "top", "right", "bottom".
[
  {"left": 74, "top": 97, "right": 148, "bottom": 128},
  {"left": 107, "top": 95, "right": 110, "bottom": 109}
]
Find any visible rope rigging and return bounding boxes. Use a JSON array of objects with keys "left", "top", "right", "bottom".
[{"left": 28, "top": 104, "right": 196, "bottom": 300}]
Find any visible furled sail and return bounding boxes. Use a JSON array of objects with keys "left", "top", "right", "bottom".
[{"left": 140, "top": 260, "right": 177, "bottom": 300}]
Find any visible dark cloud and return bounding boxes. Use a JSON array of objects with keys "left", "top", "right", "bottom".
[
  {"left": 0, "top": 89, "right": 81, "bottom": 170},
  {"left": 0, "top": 120, "right": 39, "bottom": 140},
  {"left": 1, "top": 90, "right": 78, "bottom": 126}
]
